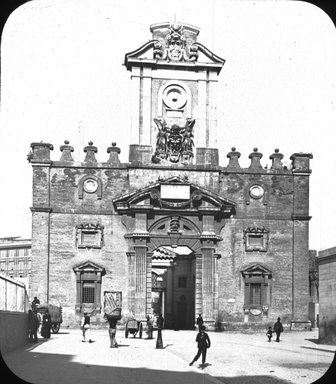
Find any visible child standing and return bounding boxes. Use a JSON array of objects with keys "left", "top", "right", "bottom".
[
  {"left": 189, "top": 325, "right": 211, "bottom": 367},
  {"left": 81, "top": 312, "right": 92, "bottom": 343},
  {"left": 266, "top": 326, "right": 273, "bottom": 342}
]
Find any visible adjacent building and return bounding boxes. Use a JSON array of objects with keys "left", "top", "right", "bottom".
[
  {"left": 317, "top": 246, "right": 336, "bottom": 344},
  {"left": 28, "top": 22, "right": 313, "bottom": 330},
  {"left": 0, "top": 237, "right": 32, "bottom": 297}
]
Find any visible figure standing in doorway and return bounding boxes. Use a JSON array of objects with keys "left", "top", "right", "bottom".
[
  {"left": 273, "top": 317, "right": 284, "bottom": 342},
  {"left": 189, "top": 325, "right": 211, "bottom": 367},
  {"left": 196, "top": 313, "right": 204, "bottom": 331}
]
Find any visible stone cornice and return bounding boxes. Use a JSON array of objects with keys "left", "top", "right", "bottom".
[
  {"left": 30, "top": 207, "right": 52, "bottom": 213},
  {"left": 291, "top": 215, "right": 312, "bottom": 221}
]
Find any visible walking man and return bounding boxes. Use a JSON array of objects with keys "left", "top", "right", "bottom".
[
  {"left": 196, "top": 313, "right": 204, "bottom": 331},
  {"left": 106, "top": 315, "right": 119, "bottom": 348},
  {"left": 273, "top": 317, "right": 284, "bottom": 342},
  {"left": 81, "top": 312, "right": 92, "bottom": 343},
  {"left": 189, "top": 325, "right": 211, "bottom": 367}
]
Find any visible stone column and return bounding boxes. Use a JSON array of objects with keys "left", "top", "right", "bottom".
[
  {"left": 201, "top": 243, "right": 216, "bottom": 325},
  {"left": 146, "top": 252, "right": 153, "bottom": 316},
  {"left": 165, "top": 265, "right": 174, "bottom": 326},
  {"left": 194, "top": 253, "right": 203, "bottom": 320},
  {"left": 213, "top": 253, "right": 220, "bottom": 325},
  {"left": 95, "top": 272, "right": 102, "bottom": 313},
  {"left": 134, "top": 243, "right": 147, "bottom": 321},
  {"left": 75, "top": 271, "right": 81, "bottom": 314},
  {"left": 127, "top": 251, "right": 136, "bottom": 316}
]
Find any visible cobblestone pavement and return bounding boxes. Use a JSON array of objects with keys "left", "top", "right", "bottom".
[{"left": 2, "top": 328, "right": 335, "bottom": 384}]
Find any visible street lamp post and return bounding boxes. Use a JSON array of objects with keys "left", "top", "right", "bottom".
[{"left": 156, "top": 314, "right": 164, "bottom": 349}]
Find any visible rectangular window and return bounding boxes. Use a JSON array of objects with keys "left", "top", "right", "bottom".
[
  {"left": 250, "top": 284, "right": 262, "bottom": 305},
  {"left": 82, "top": 282, "right": 95, "bottom": 304},
  {"left": 81, "top": 232, "right": 98, "bottom": 247},
  {"left": 248, "top": 235, "right": 263, "bottom": 248},
  {"left": 76, "top": 224, "right": 103, "bottom": 249}
]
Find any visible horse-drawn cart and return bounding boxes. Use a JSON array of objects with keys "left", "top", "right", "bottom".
[
  {"left": 125, "top": 318, "right": 143, "bottom": 338},
  {"left": 36, "top": 304, "right": 63, "bottom": 334}
]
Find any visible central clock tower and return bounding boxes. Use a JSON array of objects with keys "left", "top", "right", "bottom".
[{"left": 124, "top": 22, "right": 225, "bottom": 165}]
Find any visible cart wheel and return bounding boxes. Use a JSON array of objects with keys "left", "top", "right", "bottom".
[
  {"left": 139, "top": 323, "right": 143, "bottom": 338},
  {"left": 125, "top": 328, "right": 129, "bottom": 338},
  {"left": 51, "top": 323, "right": 60, "bottom": 334}
]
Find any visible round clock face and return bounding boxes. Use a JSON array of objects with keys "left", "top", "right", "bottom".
[
  {"left": 249, "top": 185, "right": 264, "bottom": 199},
  {"left": 163, "top": 85, "right": 187, "bottom": 109},
  {"left": 83, "top": 178, "right": 98, "bottom": 193}
]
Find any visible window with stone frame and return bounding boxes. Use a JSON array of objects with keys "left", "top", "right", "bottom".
[
  {"left": 82, "top": 281, "right": 95, "bottom": 304},
  {"left": 73, "top": 262, "right": 105, "bottom": 314},
  {"left": 241, "top": 264, "right": 272, "bottom": 310},
  {"left": 76, "top": 223, "right": 104, "bottom": 249},
  {"left": 243, "top": 227, "right": 269, "bottom": 252}
]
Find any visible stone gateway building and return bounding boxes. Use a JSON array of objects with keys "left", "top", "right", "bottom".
[{"left": 28, "top": 22, "right": 312, "bottom": 330}]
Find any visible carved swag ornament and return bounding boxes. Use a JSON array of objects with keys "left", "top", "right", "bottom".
[
  {"left": 153, "top": 23, "right": 198, "bottom": 62},
  {"left": 152, "top": 118, "right": 195, "bottom": 164}
]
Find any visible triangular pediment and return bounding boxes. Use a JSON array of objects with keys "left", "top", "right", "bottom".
[
  {"left": 125, "top": 40, "right": 225, "bottom": 66},
  {"left": 113, "top": 176, "right": 235, "bottom": 216},
  {"left": 73, "top": 261, "right": 105, "bottom": 274},
  {"left": 124, "top": 22, "right": 225, "bottom": 72},
  {"left": 240, "top": 263, "right": 272, "bottom": 276}
]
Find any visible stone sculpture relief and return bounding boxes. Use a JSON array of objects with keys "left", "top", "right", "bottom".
[
  {"left": 152, "top": 118, "right": 195, "bottom": 164},
  {"left": 153, "top": 23, "right": 198, "bottom": 62}
]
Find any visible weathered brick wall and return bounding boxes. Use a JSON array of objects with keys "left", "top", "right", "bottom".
[
  {"left": 31, "top": 211, "right": 50, "bottom": 304},
  {"left": 318, "top": 248, "right": 336, "bottom": 345},
  {"left": 29, "top": 143, "right": 311, "bottom": 328}
]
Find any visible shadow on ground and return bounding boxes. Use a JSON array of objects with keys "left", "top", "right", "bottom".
[
  {"left": 2, "top": 343, "right": 336, "bottom": 384},
  {"left": 214, "top": 376, "right": 292, "bottom": 384},
  {"left": 0, "top": 347, "right": 298, "bottom": 384}
]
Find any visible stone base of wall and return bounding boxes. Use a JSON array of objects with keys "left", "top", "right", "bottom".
[
  {"left": 0, "top": 311, "right": 28, "bottom": 354},
  {"left": 290, "top": 320, "right": 311, "bottom": 331}
]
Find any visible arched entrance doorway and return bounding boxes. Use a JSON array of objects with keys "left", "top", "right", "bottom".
[
  {"left": 151, "top": 245, "right": 195, "bottom": 329},
  {"left": 113, "top": 176, "right": 236, "bottom": 329}
]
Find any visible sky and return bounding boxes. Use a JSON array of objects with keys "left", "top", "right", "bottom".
[{"left": 0, "top": 0, "right": 335, "bottom": 251}]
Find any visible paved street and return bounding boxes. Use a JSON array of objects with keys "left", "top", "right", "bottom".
[{"left": 2, "top": 328, "right": 335, "bottom": 384}]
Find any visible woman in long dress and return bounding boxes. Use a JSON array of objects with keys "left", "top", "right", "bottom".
[{"left": 41, "top": 309, "right": 52, "bottom": 338}]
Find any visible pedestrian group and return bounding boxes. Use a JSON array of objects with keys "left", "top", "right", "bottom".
[
  {"left": 28, "top": 297, "right": 52, "bottom": 343},
  {"left": 28, "top": 301, "right": 284, "bottom": 369}
]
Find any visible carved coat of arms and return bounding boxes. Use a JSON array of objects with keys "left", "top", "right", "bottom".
[
  {"left": 152, "top": 118, "right": 195, "bottom": 164},
  {"left": 153, "top": 23, "right": 198, "bottom": 62}
]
